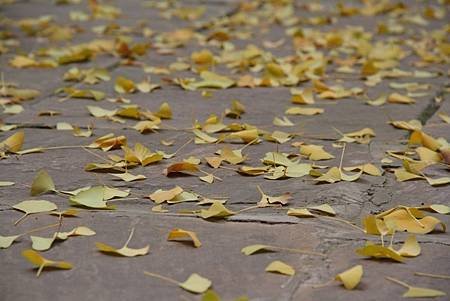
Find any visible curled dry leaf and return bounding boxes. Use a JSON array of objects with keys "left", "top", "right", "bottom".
[
  {"left": 164, "top": 162, "right": 199, "bottom": 176},
  {"left": 167, "top": 228, "right": 202, "bottom": 248},
  {"left": 265, "top": 260, "right": 295, "bottom": 276},
  {"left": 335, "top": 265, "right": 363, "bottom": 290},
  {"left": 31, "top": 169, "right": 55, "bottom": 196},
  {"left": 0, "top": 131, "right": 24, "bottom": 153}
]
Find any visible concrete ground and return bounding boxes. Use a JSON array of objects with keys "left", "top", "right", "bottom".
[{"left": 0, "top": 1, "right": 449, "bottom": 300}]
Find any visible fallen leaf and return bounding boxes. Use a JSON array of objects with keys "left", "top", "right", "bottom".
[
  {"left": 265, "top": 260, "right": 295, "bottom": 276},
  {"left": 285, "top": 107, "right": 324, "bottom": 116},
  {"left": 164, "top": 162, "right": 199, "bottom": 176},
  {"left": 300, "top": 144, "right": 334, "bottom": 161},
  {"left": 13, "top": 200, "right": 57, "bottom": 224},
  {"left": 167, "top": 228, "right": 202, "bottom": 248},
  {"left": 69, "top": 186, "right": 113, "bottom": 209},
  {"left": 22, "top": 249, "right": 72, "bottom": 277},
  {"left": 31, "top": 169, "right": 56, "bottom": 196},
  {"left": 198, "top": 202, "right": 235, "bottom": 219},
  {"left": 335, "top": 265, "right": 363, "bottom": 290},
  {"left": 0, "top": 235, "right": 20, "bottom": 249},
  {"left": 356, "top": 243, "right": 405, "bottom": 262},
  {"left": 96, "top": 228, "right": 149, "bottom": 257},
  {"left": 257, "top": 186, "right": 291, "bottom": 207},
  {"left": 241, "top": 244, "right": 273, "bottom": 255},
  {"left": 110, "top": 172, "right": 146, "bottom": 182},
  {"left": 179, "top": 273, "right": 212, "bottom": 294},
  {"left": 397, "top": 235, "right": 421, "bottom": 257},
  {"left": 388, "top": 93, "right": 415, "bottom": 104},
  {"left": 386, "top": 277, "right": 446, "bottom": 298},
  {"left": 0, "top": 131, "right": 24, "bottom": 153},
  {"left": 115, "top": 76, "right": 136, "bottom": 94},
  {"left": 149, "top": 186, "right": 184, "bottom": 204}
]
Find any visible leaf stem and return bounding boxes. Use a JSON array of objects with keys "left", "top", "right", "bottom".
[
  {"left": 319, "top": 216, "right": 365, "bottom": 232},
  {"left": 414, "top": 272, "right": 450, "bottom": 280},
  {"left": 385, "top": 276, "right": 410, "bottom": 288},
  {"left": 143, "top": 271, "right": 180, "bottom": 286},
  {"left": 14, "top": 213, "right": 28, "bottom": 226},
  {"left": 123, "top": 227, "right": 135, "bottom": 247}
]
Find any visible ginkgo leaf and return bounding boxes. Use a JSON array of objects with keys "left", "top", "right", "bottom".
[
  {"left": 164, "top": 162, "right": 199, "bottom": 176},
  {"left": 22, "top": 249, "right": 73, "bottom": 277},
  {"left": 285, "top": 163, "right": 312, "bottom": 178},
  {"left": 291, "top": 88, "right": 315, "bottom": 104},
  {"left": 308, "top": 204, "right": 336, "bottom": 216},
  {"left": 403, "top": 287, "right": 446, "bottom": 298},
  {"left": 222, "top": 129, "right": 259, "bottom": 144},
  {"left": 335, "top": 265, "right": 363, "bottom": 290},
  {"left": 300, "top": 144, "right": 334, "bottom": 161},
  {"left": 343, "top": 163, "right": 382, "bottom": 176},
  {"left": 155, "top": 102, "right": 172, "bottom": 119},
  {"left": 115, "top": 76, "right": 136, "bottom": 93},
  {"left": 31, "top": 169, "right": 56, "bottom": 196},
  {"left": 202, "top": 290, "right": 221, "bottom": 301},
  {"left": 69, "top": 186, "right": 113, "bottom": 209},
  {"left": 356, "top": 243, "right": 405, "bottom": 262},
  {"left": 167, "top": 228, "right": 202, "bottom": 248},
  {"left": 418, "top": 204, "right": 450, "bottom": 215},
  {"left": 265, "top": 260, "right": 295, "bottom": 276},
  {"left": 386, "top": 277, "right": 446, "bottom": 298},
  {"left": 96, "top": 228, "right": 149, "bottom": 257},
  {"left": 287, "top": 208, "right": 315, "bottom": 218},
  {"left": 425, "top": 176, "right": 450, "bottom": 186},
  {"left": 388, "top": 93, "right": 415, "bottom": 104},
  {"left": 88, "top": 133, "right": 127, "bottom": 151},
  {"left": 394, "top": 168, "right": 424, "bottom": 182},
  {"left": 13, "top": 200, "right": 57, "bottom": 224},
  {"left": 185, "top": 71, "right": 234, "bottom": 90},
  {"left": 110, "top": 172, "right": 146, "bottom": 182},
  {"left": 152, "top": 204, "right": 169, "bottom": 213},
  {"left": 0, "top": 131, "right": 24, "bottom": 153},
  {"left": 179, "top": 273, "right": 212, "bottom": 294},
  {"left": 30, "top": 235, "right": 56, "bottom": 251},
  {"left": 198, "top": 202, "right": 234, "bottom": 219},
  {"left": 241, "top": 244, "right": 273, "bottom": 255},
  {"left": 257, "top": 186, "right": 291, "bottom": 207},
  {"left": 285, "top": 107, "right": 324, "bottom": 116},
  {"left": 273, "top": 116, "right": 294, "bottom": 127},
  {"left": 199, "top": 174, "right": 214, "bottom": 184},
  {"left": 194, "top": 129, "right": 218, "bottom": 144},
  {"left": 380, "top": 208, "right": 446, "bottom": 234},
  {"left": 220, "top": 147, "right": 246, "bottom": 165},
  {"left": 0, "top": 235, "right": 20, "bottom": 249},
  {"left": 149, "top": 186, "right": 184, "bottom": 204},
  {"left": 397, "top": 235, "right": 421, "bottom": 257},
  {"left": 123, "top": 143, "right": 163, "bottom": 166},
  {"left": 31, "top": 226, "right": 96, "bottom": 251}
]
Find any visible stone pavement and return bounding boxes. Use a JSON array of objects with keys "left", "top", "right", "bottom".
[{"left": 0, "top": 1, "right": 449, "bottom": 300}]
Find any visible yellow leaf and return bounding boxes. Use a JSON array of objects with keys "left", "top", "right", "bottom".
[
  {"left": 167, "top": 228, "right": 202, "bottom": 248},
  {"left": 96, "top": 228, "right": 148, "bottom": 257},
  {"left": 22, "top": 249, "right": 72, "bottom": 277},
  {"left": 0, "top": 131, "right": 24, "bottom": 153},
  {"left": 69, "top": 186, "right": 113, "bottom": 209},
  {"left": 110, "top": 172, "right": 146, "bottom": 182},
  {"left": 308, "top": 204, "right": 336, "bottom": 216},
  {"left": 179, "top": 273, "right": 212, "bottom": 294},
  {"left": 199, "top": 174, "right": 214, "bottom": 184},
  {"left": 397, "top": 235, "right": 421, "bottom": 257},
  {"left": 388, "top": 93, "right": 415, "bottom": 104},
  {"left": 265, "top": 260, "right": 295, "bottom": 276},
  {"left": 386, "top": 277, "right": 446, "bottom": 298},
  {"left": 394, "top": 168, "right": 424, "bottom": 182},
  {"left": 425, "top": 176, "right": 450, "bottom": 186},
  {"left": 13, "top": 200, "right": 57, "bottom": 224},
  {"left": 0, "top": 235, "right": 20, "bottom": 249},
  {"left": 438, "top": 112, "right": 450, "bottom": 123},
  {"left": 123, "top": 143, "right": 163, "bottom": 166},
  {"left": 155, "top": 102, "right": 172, "bottom": 119},
  {"left": 335, "top": 265, "right": 363, "bottom": 290},
  {"left": 149, "top": 186, "right": 183, "bottom": 204},
  {"left": 164, "top": 162, "right": 199, "bottom": 176},
  {"left": 241, "top": 244, "right": 273, "bottom": 255},
  {"left": 114, "top": 76, "right": 136, "bottom": 94},
  {"left": 31, "top": 170, "right": 55, "bottom": 196},
  {"left": 300, "top": 144, "right": 334, "bottom": 161},
  {"left": 287, "top": 208, "right": 315, "bottom": 217},
  {"left": 356, "top": 243, "right": 405, "bottom": 262},
  {"left": 273, "top": 116, "right": 294, "bottom": 127},
  {"left": 198, "top": 201, "right": 234, "bottom": 219},
  {"left": 285, "top": 107, "right": 324, "bottom": 116},
  {"left": 290, "top": 88, "right": 315, "bottom": 104},
  {"left": 257, "top": 185, "right": 291, "bottom": 207}
]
